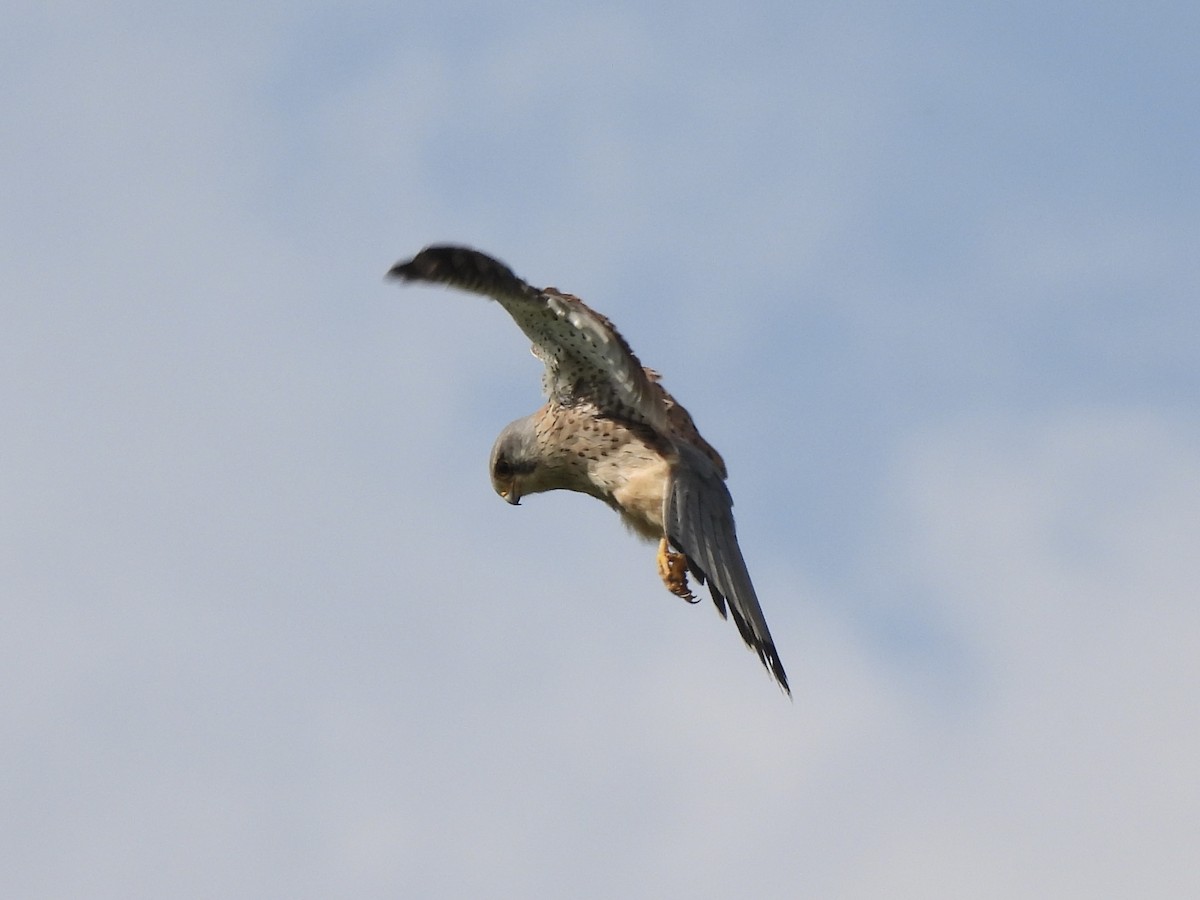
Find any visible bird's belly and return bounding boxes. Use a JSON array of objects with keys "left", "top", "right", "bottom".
[{"left": 604, "top": 454, "right": 670, "bottom": 541}]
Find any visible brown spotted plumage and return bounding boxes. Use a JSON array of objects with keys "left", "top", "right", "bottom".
[{"left": 388, "top": 245, "right": 789, "bottom": 694}]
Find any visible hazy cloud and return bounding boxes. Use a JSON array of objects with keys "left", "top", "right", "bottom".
[{"left": 3, "top": 2, "right": 1197, "bottom": 897}]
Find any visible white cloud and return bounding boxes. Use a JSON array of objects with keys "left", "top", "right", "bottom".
[{"left": 860, "top": 410, "right": 1200, "bottom": 897}]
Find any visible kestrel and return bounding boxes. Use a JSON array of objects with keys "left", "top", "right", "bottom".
[{"left": 388, "top": 245, "right": 789, "bottom": 693}]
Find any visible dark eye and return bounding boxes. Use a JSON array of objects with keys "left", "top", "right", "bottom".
[{"left": 494, "top": 459, "right": 514, "bottom": 478}]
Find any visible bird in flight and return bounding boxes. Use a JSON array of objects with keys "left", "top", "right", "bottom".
[{"left": 388, "top": 246, "right": 789, "bottom": 693}]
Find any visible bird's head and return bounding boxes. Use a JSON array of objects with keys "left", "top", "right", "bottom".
[{"left": 489, "top": 415, "right": 541, "bottom": 506}]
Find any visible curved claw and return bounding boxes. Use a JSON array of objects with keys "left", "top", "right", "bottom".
[{"left": 657, "top": 537, "right": 698, "bottom": 603}]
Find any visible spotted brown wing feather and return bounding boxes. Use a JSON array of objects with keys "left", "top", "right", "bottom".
[
  {"left": 664, "top": 443, "right": 790, "bottom": 694},
  {"left": 388, "top": 245, "right": 668, "bottom": 431},
  {"left": 649, "top": 375, "right": 727, "bottom": 478}
]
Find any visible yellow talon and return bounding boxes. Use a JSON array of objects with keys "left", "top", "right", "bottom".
[{"left": 657, "top": 537, "right": 697, "bottom": 603}]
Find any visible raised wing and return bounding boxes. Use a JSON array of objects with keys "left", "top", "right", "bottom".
[
  {"left": 664, "top": 443, "right": 790, "bottom": 694},
  {"left": 388, "top": 245, "right": 668, "bottom": 431}
]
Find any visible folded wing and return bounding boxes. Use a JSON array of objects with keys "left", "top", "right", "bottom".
[{"left": 664, "top": 443, "right": 790, "bottom": 694}]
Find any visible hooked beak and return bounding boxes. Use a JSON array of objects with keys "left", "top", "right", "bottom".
[{"left": 499, "top": 481, "right": 522, "bottom": 506}]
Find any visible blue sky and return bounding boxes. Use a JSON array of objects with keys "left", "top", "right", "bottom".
[{"left": 3, "top": 2, "right": 1198, "bottom": 897}]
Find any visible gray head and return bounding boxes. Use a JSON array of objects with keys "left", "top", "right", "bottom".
[{"left": 489, "top": 414, "right": 541, "bottom": 505}]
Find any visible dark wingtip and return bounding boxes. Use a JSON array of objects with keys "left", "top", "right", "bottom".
[
  {"left": 768, "top": 649, "right": 791, "bottom": 697},
  {"left": 386, "top": 260, "right": 416, "bottom": 281},
  {"left": 385, "top": 245, "right": 529, "bottom": 297},
  {"left": 386, "top": 245, "right": 451, "bottom": 282},
  {"left": 702, "top": 579, "right": 789, "bottom": 696}
]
